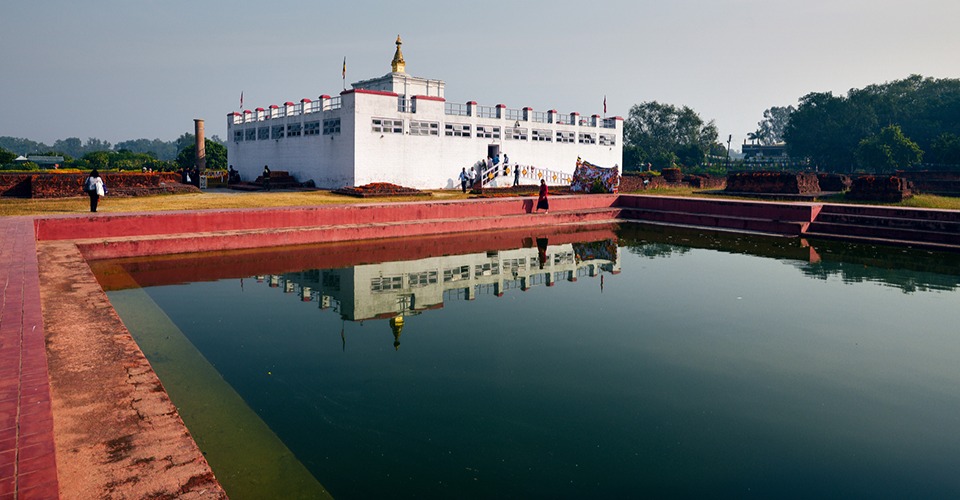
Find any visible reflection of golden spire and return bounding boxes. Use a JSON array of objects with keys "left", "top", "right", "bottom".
[
  {"left": 391, "top": 34, "right": 406, "bottom": 73},
  {"left": 390, "top": 315, "right": 404, "bottom": 350}
]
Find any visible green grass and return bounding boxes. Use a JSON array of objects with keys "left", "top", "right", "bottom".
[{"left": 3, "top": 186, "right": 958, "bottom": 217}]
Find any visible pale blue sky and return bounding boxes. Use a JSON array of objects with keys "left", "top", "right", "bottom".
[{"left": 2, "top": 0, "right": 958, "bottom": 151}]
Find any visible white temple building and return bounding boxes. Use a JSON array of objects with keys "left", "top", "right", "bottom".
[{"left": 226, "top": 36, "right": 623, "bottom": 190}]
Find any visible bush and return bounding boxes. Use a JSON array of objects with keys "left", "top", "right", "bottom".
[{"left": 1, "top": 161, "right": 39, "bottom": 171}]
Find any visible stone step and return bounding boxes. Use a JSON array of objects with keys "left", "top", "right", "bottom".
[
  {"left": 618, "top": 207, "right": 808, "bottom": 236},
  {"left": 815, "top": 212, "right": 960, "bottom": 232},
  {"left": 819, "top": 203, "right": 960, "bottom": 223},
  {"left": 74, "top": 207, "right": 622, "bottom": 259}
]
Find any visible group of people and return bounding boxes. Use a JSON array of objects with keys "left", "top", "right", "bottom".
[
  {"left": 460, "top": 153, "right": 525, "bottom": 193},
  {"left": 181, "top": 166, "right": 200, "bottom": 187}
]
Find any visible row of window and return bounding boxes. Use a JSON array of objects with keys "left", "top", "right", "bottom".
[
  {"left": 234, "top": 119, "right": 341, "bottom": 141},
  {"left": 370, "top": 255, "right": 586, "bottom": 293},
  {"left": 234, "top": 118, "right": 615, "bottom": 145}
]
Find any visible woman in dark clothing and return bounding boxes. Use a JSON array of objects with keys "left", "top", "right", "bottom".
[
  {"left": 85, "top": 169, "right": 105, "bottom": 212},
  {"left": 536, "top": 178, "right": 549, "bottom": 213}
]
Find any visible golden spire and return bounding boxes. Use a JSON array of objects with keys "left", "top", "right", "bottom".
[{"left": 391, "top": 34, "right": 406, "bottom": 73}]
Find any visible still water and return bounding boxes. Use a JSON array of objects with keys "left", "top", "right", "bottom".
[{"left": 100, "top": 224, "right": 960, "bottom": 498}]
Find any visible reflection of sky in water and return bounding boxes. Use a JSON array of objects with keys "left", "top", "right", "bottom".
[{"left": 121, "top": 232, "right": 960, "bottom": 498}]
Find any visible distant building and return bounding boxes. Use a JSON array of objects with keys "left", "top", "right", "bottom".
[
  {"left": 226, "top": 36, "right": 623, "bottom": 189},
  {"left": 741, "top": 143, "right": 787, "bottom": 160}
]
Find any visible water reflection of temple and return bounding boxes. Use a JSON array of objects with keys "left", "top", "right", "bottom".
[{"left": 255, "top": 239, "right": 620, "bottom": 323}]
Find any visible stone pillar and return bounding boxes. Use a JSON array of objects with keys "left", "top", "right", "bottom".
[{"left": 194, "top": 119, "right": 206, "bottom": 173}]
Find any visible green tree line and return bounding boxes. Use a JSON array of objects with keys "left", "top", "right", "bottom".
[
  {"left": 784, "top": 75, "right": 960, "bottom": 172},
  {"left": 0, "top": 133, "right": 227, "bottom": 172}
]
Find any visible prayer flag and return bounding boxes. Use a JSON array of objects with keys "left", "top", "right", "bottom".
[
  {"left": 240, "top": 91, "right": 244, "bottom": 110},
  {"left": 603, "top": 95, "right": 607, "bottom": 115},
  {"left": 342, "top": 57, "right": 346, "bottom": 79}
]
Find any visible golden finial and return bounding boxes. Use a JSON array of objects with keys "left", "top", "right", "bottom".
[{"left": 391, "top": 34, "right": 406, "bottom": 73}]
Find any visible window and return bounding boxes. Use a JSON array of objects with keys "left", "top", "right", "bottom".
[
  {"left": 579, "top": 133, "right": 596, "bottom": 144},
  {"left": 408, "top": 271, "right": 438, "bottom": 287},
  {"left": 371, "top": 276, "right": 403, "bottom": 292},
  {"left": 372, "top": 118, "right": 403, "bottom": 134},
  {"left": 323, "top": 118, "right": 340, "bottom": 135},
  {"left": 445, "top": 123, "right": 471, "bottom": 137},
  {"left": 304, "top": 121, "right": 321, "bottom": 136},
  {"left": 287, "top": 123, "right": 302, "bottom": 137},
  {"left": 474, "top": 262, "right": 500, "bottom": 278},
  {"left": 600, "top": 134, "right": 616, "bottom": 146},
  {"left": 271, "top": 125, "right": 284, "bottom": 139},
  {"left": 410, "top": 120, "right": 439, "bottom": 136},
  {"left": 245, "top": 129, "right": 256, "bottom": 141},
  {"left": 507, "top": 127, "right": 528, "bottom": 140},
  {"left": 444, "top": 265, "right": 470, "bottom": 282},
  {"left": 234, "top": 130, "right": 244, "bottom": 142},
  {"left": 532, "top": 129, "right": 552, "bottom": 142},
  {"left": 476, "top": 125, "right": 501, "bottom": 139},
  {"left": 556, "top": 131, "right": 575, "bottom": 143},
  {"left": 257, "top": 127, "right": 269, "bottom": 140}
]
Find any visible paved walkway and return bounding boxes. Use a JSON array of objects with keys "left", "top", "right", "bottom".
[{"left": 1, "top": 217, "right": 59, "bottom": 498}]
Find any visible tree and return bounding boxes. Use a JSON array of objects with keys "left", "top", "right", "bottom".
[
  {"left": 784, "top": 75, "right": 960, "bottom": 171},
  {"left": 623, "top": 101, "right": 718, "bottom": 170},
  {"left": 756, "top": 106, "right": 795, "bottom": 145},
  {"left": 176, "top": 139, "right": 228, "bottom": 171},
  {"left": 855, "top": 125, "right": 923, "bottom": 173},
  {"left": 784, "top": 92, "right": 878, "bottom": 171},
  {"left": 0, "top": 147, "right": 16, "bottom": 164},
  {"left": 928, "top": 133, "right": 960, "bottom": 166}
]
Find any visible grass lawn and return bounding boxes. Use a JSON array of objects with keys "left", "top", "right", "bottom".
[{"left": 2, "top": 186, "right": 958, "bottom": 217}]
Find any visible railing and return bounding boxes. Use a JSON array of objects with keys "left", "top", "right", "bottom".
[
  {"left": 532, "top": 111, "right": 549, "bottom": 123},
  {"left": 504, "top": 108, "right": 522, "bottom": 121},
  {"left": 473, "top": 161, "right": 572, "bottom": 189},
  {"left": 445, "top": 102, "right": 469, "bottom": 116},
  {"left": 556, "top": 114, "right": 574, "bottom": 125},
  {"left": 478, "top": 105, "right": 498, "bottom": 118},
  {"left": 398, "top": 97, "right": 414, "bottom": 113},
  {"left": 602, "top": 118, "right": 617, "bottom": 129},
  {"left": 305, "top": 101, "right": 323, "bottom": 114},
  {"left": 325, "top": 96, "right": 342, "bottom": 111}
]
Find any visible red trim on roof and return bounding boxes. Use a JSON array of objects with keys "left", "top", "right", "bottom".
[
  {"left": 319, "top": 94, "right": 331, "bottom": 99},
  {"left": 269, "top": 105, "right": 279, "bottom": 109},
  {"left": 284, "top": 101, "right": 295, "bottom": 106},
  {"left": 523, "top": 107, "right": 533, "bottom": 111},
  {"left": 571, "top": 112, "right": 580, "bottom": 116},
  {"left": 467, "top": 101, "right": 477, "bottom": 105},
  {"left": 243, "top": 110, "right": 253, "bottom": 114},
  {"left": 255, "top": 107, "right": 265, "bottom": 112},
  {"left": 548, "top": 109, "right": 558, "bottom": 113},
  {"left": 341, "top": 88, "right": 399, "bottom": 97},
  {"left": 614, "top": 116, "right": 624, "bottom": 121},
  {"left": 496, "top": 104, "right": 507, "bottom": 108},
  {"left": 228, "top": 112, "right": 241, "bottom": 116},
  {"left": 592, "top": 114, "right": 601, "bottom": 118},
  {"left": 301, "top": 98, "right": 312, "bottom": 103},
  {"left": 412, "top": 95, "right": 445, "bottom": 102}
]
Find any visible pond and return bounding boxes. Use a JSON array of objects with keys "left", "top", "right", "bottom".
[{"left": 97, "top": 223, "right": 960, "bottom": 498}]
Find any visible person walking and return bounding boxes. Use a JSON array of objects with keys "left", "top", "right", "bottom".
[
  {"left": 513, "top": 164, "right": 520, "bottom": 187},
  {"left": 536, "top": 178, "right": 549, "bottom": 214},
  {"left": 84, "top": 169, "right": 105, "bottom": 213},
  {"left": 262, "top": 165, "right": 271, "bottom": 191},
  {"left": 459, "top": 167, "right": 469, "bottom": 193}
]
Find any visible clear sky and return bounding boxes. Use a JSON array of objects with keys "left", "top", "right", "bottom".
[{"left": 2, "top": 0, "right": 958, "bottom": 151}]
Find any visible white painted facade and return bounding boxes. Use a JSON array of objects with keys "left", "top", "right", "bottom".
[{"left": 227, "top": 41, "right": 622, "bottom": 190}]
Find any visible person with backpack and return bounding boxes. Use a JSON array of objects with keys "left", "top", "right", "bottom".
[{"left": 84, "top": 169, "right": 105, "bottom": 212}]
